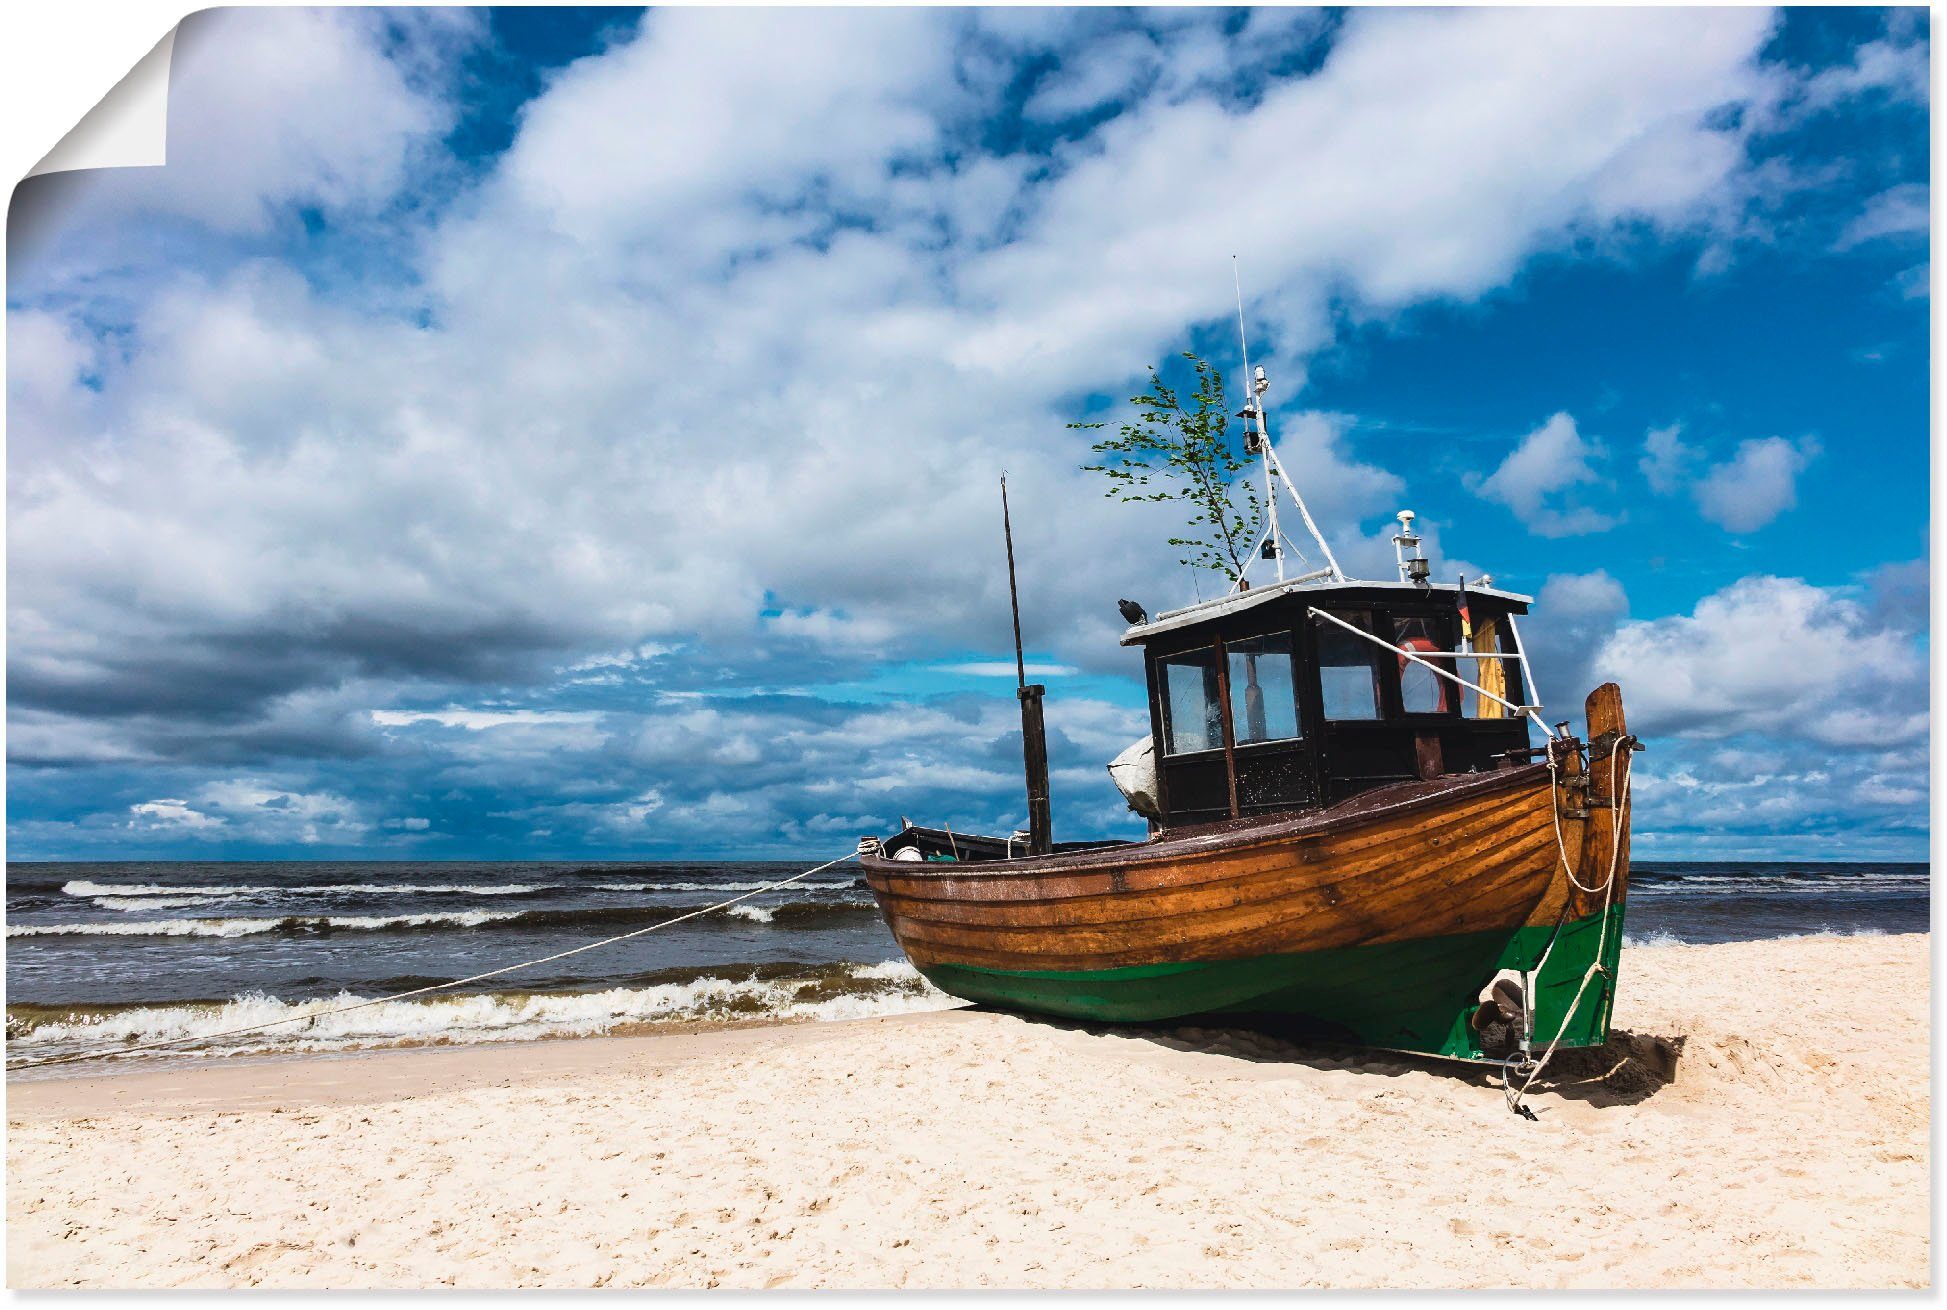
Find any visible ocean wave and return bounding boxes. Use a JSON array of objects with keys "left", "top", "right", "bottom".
[
  {"left": 58, "top": 877, "right": 863, "bottom": 901},
  {"left": 10, "top": 899, "right": 876, "bottom": 940},
  {"left": 1634, "top": 871, "right": 1928, "bottom": 887},
  {"left": 91, "top": 895, "right": 239, "bottom": 913},
  {"left": 1626, "top": 925, "right": 1896, "bottom": 948},
  {"left": 61, "top": 879, "right": 552, "bottom": 899},
  {"left": 5, "top": 961, "right": 953, "bottom": 1066},
  {"left": 10, "top": 910, "right": 527, "bottom": 939}
]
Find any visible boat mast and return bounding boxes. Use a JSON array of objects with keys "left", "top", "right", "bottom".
[
  {"left": 1235, "top": 260, "right": 1283, "bottom": 584},
  {"left": 1230, "top": 262, "right": 1345, "bottom": 586},
  {"left": 1000, "top": 475, "right": 1053, "bottom": 856}
]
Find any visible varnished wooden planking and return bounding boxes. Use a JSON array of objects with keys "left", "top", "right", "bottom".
[
  {"left": 870, "top": 789, "right": 1552, "bottom": 938},
  {"left": 865, "top": 765, "right": 1549, "bottom": 896},
  {"left": 865, "top": 774, "right": 1550, "bottom": 908},
  {"left": 870, "top": 788, "right": 1563, "bottom": 971},
  {"left": 884, "top": 824, "right": 1564, "bottom": 972},
  {"left": 872, "top": 786, "right": 1553, "bottom": 933},
  {"left": 861, "top": 695, "right": 1633, "bottom": 978}
]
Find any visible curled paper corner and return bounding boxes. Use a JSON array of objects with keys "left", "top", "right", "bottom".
[{"left": 28, "top": 24, "right": 178, "bottom": 178}]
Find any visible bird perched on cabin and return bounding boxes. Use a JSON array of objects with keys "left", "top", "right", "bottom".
[{"left": 1117, "top": 599, "right": 1147, "bottom": 626}]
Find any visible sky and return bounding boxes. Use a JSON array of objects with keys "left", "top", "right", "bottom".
[{"left": 4, "top": 5, "right": 1931, "bottom": 863}]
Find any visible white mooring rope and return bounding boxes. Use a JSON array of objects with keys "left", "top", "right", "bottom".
[
  {"left": 1504, "top": 739, "right": 1634, "bottom": 1116},
  {"left": 7, "top": 852, "right": 859, "bottom": 1072}
]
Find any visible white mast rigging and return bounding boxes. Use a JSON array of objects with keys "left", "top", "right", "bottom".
[{"left": 1230, "top": 259, "right": 1344, "bottom": 592}]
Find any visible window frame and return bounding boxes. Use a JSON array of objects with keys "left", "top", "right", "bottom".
[
  {"left": 1155, "top": 645, "right": 1226, "bottom": 759},
  {"left": 1311, "top": 608, "right": 1389, "bottom": 723},
  {"left": 1224, "top": 630, "right": 1304, "bottom": 751},
  {"left": 1388, "top": 610, "right": 1463, "bottom": 718}
]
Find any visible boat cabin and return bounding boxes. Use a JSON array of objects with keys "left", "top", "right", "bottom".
[{"left": 1120, "top": 577, "right": 1538, "bottom": 829}]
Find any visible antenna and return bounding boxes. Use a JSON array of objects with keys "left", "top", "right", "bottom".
[
  {"left": 999, "top": 475, "right": 1052, "bottom": 855},
  {"left": 1234, "top": 258, "right": 1283, "bottom": 584},
  {"left": 1230, "top": 259, "right": 1344, "bottom": 584},
  {"left": 1001, "top": 473, "right": 1026, "bottom": 692}
]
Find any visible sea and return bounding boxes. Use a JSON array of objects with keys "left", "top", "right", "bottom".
[{"left": 4, "top": 859, "right": 1929, "bottom": 1075}]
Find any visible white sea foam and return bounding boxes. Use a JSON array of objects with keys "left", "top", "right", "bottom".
[
  {"left": 59, "top": 878, "right": 856, "bottom": 900},
  {"left": 7, "top": 962, "right": 953, "bottom": 1066},
  {"left": 9, "top": 910, "right": 526, "bottom": 939},
  {"left": 91, "top": 895, "right": 237, "bottom": 913},
  {"left": 61, "top": 879, "right": 549, "bottom": 899},
  {"left": 724, "top": 905, "right": 775, "bottom": 924},
  {"left": 1626, "top": 925, "right": 1896, "bottom": 949}
]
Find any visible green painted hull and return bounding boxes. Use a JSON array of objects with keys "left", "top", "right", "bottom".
[{"left": 917, "top": 904, "right": 1626, "bottom": 1062}]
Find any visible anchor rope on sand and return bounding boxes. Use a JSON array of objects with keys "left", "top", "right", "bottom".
[
  {"left": 1505, "top": 739, "right": 1634, "bottom": 1117},
  {"left": 6, "top": 852, "right": 860, "bottom": 1073}
]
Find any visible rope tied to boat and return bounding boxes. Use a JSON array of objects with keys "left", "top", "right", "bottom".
[
  {"left": 6, "top": 851, "right": 861, "bottom": 1073},
  {"left": 1504, "top": 736, "right": 1635, "bottom": 1117}
]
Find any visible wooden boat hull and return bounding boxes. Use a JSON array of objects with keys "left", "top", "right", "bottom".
[{"left": 861, "top": 687, "right": 1633, "bottom": 1062}]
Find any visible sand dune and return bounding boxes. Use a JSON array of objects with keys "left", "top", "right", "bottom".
[{"left": 6, "top": 933, "right": 1928, "bottom": 1288}]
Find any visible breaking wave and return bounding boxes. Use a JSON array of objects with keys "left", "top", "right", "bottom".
[
  {"left": 58, "top": 877, "right": 860, "bottom": 900},
  {"left": 1627, "top": 925, "right": 1895, "bottom": 949},
  {"left": 6, "top": 961, "right": 953, "bottom": 1068},
  {"left": 9, "top": 899, "right": 875, "bottom": 940},
  {"left": 10, "top": 910, "right": 530, "bottom": 939}
]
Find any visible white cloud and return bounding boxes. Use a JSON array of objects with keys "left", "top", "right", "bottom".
[
  {"left": 1519, "top": 569, "right": 1631, "bottom": 714},
  {"left": 1795, "top": 26, "right": 1929, "bottom": 117},
  {"left": 950, "top": 7, "right": 1779, "bottom": 382},
  {"left": 1470, "top": 412, "right": 1616, "bottom": 537},
  {"left": 1541, "top": 570, "right": 1630, "bottom": 620},
  {"left": 1023, "top": 32, "right": 1159, "bottom": 121},
  {"left": 1837, "top": 182, "right": 1930, "bottom": 249},
  {"left": 129, "top": 780, "right": 371, "bottom": 846},
  {"left": 371, "top": 708, "right": 601, "bottom": 731},
  {"left": 1693, "top": 435, "right": 1819, "bottom": 533},
  {"left": 1592, "top": 574, "right": 1924, "bottom": 744},
  {"left": 47, "top": 10, "right": 467, "bottom": 240},
  {"left": 1587, "top": 573, "right": 1926, "bottom": 845},
  {"left": 1638, "top": 423, "right": 1700, "bottom": 497},
  {"left": 15, "top": 6, "right": 1896, "bottom": 855},
  {"left": 939, "top": 662, "right": 1079, "bottom": 678},
  {"left": 129, "top": 798, "right": 222, "bottom": 830},
  {"left": 497, "top": 8, "right": 951, "bottom": 254}
]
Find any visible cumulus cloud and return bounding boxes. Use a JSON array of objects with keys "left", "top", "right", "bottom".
[
  {"left": 1516, "top": 570, "right": 1631, "bottom": 716},
  {"left": 1693, "top": 435, "right": 1819, "bottom": 533},
  {"left": 1470, "top": 413, "right": 1617, "bottom": 537},
  {"left": 1594, "top": 573, "right": 1924, "bottom": 744},
  {"left": 1590, "top": 572, "right": 1927, "bottom": 852},
  {"left": 1638, "top": 423, "right": 1700, "bottom": 496},
  {"left": 1022, "top": 30, "right": 1161, "bottom": 122},
  {"left": 9, "top": 6, "right": 1911, "bottom": 856},
  {"left": 12, "top": 9, "right": 477, "bottom": 274}
]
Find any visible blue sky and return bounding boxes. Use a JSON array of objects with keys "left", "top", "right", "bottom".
[{"left": 5, "top": 6, "right": 1930, "bottom": 862}]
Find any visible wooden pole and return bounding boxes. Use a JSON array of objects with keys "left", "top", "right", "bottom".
[
  {"left": 1001, "top": 477, "right": 1053, "bottom": 855},
  {"left": 1212, "top": 636, "right": 1242, "bottom": 819}
]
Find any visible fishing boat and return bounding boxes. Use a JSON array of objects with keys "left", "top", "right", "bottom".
[{"left": 857, "top": 363, "right": 1639, "bottom": 1094}]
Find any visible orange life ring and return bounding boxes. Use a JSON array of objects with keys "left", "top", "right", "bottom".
[{"left": 1398, "top": 635, "right": 1442, "bottom": 675}]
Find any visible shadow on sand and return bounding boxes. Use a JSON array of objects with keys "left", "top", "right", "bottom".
[{"left": 966, "top": 1005, "right": 1687, "bottom": 1110}]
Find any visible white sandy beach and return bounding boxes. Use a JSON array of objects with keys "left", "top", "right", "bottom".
[{"left": 6, "top": 933, "right": 1928, "bottom": 1289}]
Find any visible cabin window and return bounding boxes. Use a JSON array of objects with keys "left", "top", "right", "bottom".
[
  {"left": 1391, "top": 615, "right": 1457, "bottom": 715},
  {"left": 1227, "top": 633, "right": 1300, "bottom": 745},
  {"left": 1159, "top": 648, "right": 1223, "bottom": 755},
  {"left": 1315, "top": 613, "right": 1384, "bottom": 721}
]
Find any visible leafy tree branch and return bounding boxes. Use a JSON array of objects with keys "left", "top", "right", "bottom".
[{"left": 1074, "top": 351, "right": 1263, "bottom": 579}]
